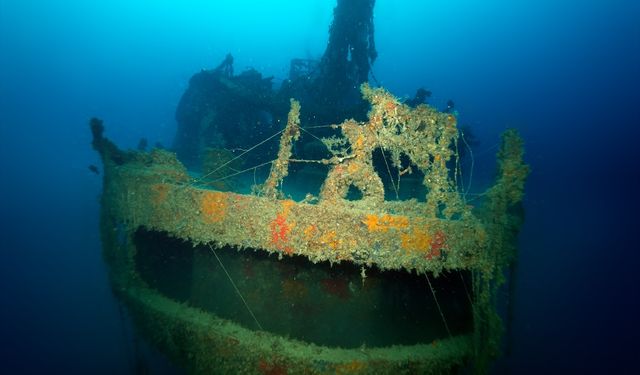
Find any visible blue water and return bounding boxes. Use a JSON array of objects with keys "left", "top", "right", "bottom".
[{"left": 1, "top": 0, "right": 638, "bottom": 373}]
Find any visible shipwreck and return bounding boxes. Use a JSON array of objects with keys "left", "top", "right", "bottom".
[{"left": 92, "top": 1, "right": 528, "bottom": 373}]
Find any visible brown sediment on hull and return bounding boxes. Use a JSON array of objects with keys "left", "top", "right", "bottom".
[{"left": 95, "top": 84, "right": 528, "bottom": 374}]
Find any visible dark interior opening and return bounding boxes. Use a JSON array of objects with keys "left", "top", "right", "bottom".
[
  {"left": 346, "top": 184, "right": 364, "bottom": 200},
  {"left": 134, "top": 228, "right": 473, "bottom": 348}
]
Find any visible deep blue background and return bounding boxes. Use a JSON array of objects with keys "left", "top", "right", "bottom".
[{"left": 1, "top": 0, "right": 638, "bottom": 373}]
